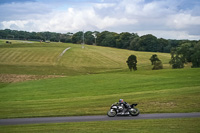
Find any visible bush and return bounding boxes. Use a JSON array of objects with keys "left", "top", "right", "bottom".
[
  {"left": 152, "top": 60, "right": 163, "bottom": 70},
  {"left": 150, "top": 54, "right": 163, "bottom": 70}
]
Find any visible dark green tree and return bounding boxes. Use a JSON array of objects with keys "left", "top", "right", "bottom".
[
  {"left": 126, "top": 55, "right": 137, "bottom": 71},
  {"left": 177, "top": 43, "right": 193, "bottom": 62},
  {"left": 72, "top": 31, "right": 83, "bottom": 44},
  {"left": 191, "top": 42, "right": 200, "bottom": 68},
  {"left": 150, "top": 54, "right": 160, "bottom": 65},
  {"left": 96, "top": 31, "right": 109, "bottom": 46},
  {"left": 169, "top": 48, "right": 185, "bottom": 69},
  {"left": 152, "top": 60, "right": 163, "bottom": 70},
  {"left": 129, "top": 37, "right": 140, "bottom": 51},
  {"left": 116, "top": 32, "right": 138, "bottom": 49},
  {"left": 97, "top": 31, "right": 118, "bottom": 47},
  {"left": 150, "top": 54, "right": 163, "bottom": 70},
  {"left": 137, "top": 34, "right": 158, "bottom": 52},
  {"left": 84, "top": 31, "right": 94, "bottom": 45},
  {"left": 157, "top": 38, "right": 168, "bottom": 52}
]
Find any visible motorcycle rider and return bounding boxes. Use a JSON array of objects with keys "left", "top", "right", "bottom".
[
  {"left": 107, "top": 99, "right": 139, "bottom": 117},
  {"left": 119, "top": 99, "right": 130, "bottom": 111}
]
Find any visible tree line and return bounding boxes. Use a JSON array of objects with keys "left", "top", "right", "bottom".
[
  {"left": 127, "top": 42, "right": 200, "bottom": 71},
  {"left": 1, "top": 29, "right": 199, "bottom": 53},
  {"left": 0, "top": 29, "right": 73, "bottom": 43},
  {"left": 72, "top": 31, "right": 199, "bottom": 53},
  {"left": 169, "top": 42, "right": 200, "bottom": 68},
  {"left": 127, "top": 41, "right": 200, "bottom": 71}
]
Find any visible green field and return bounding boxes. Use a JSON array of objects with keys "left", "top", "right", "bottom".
[
  {"left": 1, "top": 118, "right": 200, "bottom": 133},
  {"left": 0, "top": 40, "right": 200, "bottom": 132},
  {"left": 0, "top": 68, "right": 200, "bottom": 118}
]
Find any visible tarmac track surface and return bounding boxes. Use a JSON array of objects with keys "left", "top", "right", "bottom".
[{"left": 0, "top": 113, "right": 200, "bottom": 125}]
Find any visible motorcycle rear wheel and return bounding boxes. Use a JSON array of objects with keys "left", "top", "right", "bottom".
[
  {"left": 107, "top": 110, "right": 117, "bottom": 117},
  {"left": 129, "top": 108, "right": 140, "bottom": 116}
]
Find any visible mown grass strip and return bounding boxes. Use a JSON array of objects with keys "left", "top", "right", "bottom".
[{"left": 0, "top": 118, "right": 200, "bottom": 133}]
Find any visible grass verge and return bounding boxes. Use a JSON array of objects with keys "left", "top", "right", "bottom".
[{"left": 0, "top": 118, "right": 200, "bottom": 133}]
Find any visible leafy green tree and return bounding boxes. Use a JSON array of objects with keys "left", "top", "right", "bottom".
[
  {"left": 169, "top": 42, "right": 200, "bottom": 68},
  {"left": 191, "top": 42, "right": 200, "bottom": 68},
  {"left": 191, "top": 52, "right": 200, "bottom": 68},
  {"left": 72, "top": 31, "right": 83, "bottom": 44},
  {"left": 64, "top": 32, "right": 73, "bottom": 43},
  {"left": 169, "top": 55, "right": 184, "bottom": 68},
  {"left": 150, "top": 54, "right": 160, "bottom": 65},
  {"left": 157, "top": 38, "right": 168, "bottom": 52},
  {"left": 96, "top": 31, "right": 109, "bottom": 46},
  {"left": 150, "top": 54, "right": 163, "bottom": 70},
  {"left": 116, "top": 32, "right": 138, "bottom": 49},
  {"left": 137, "top": 34, "right": 158, "bottom": 52},
  {"left": 84, "top": 31, "right": 94, "bottom": 45},
  {"left": 97, "top": 31, "right": 118, "bottom": 47},
  {"left": 152, "top": 60, "right": 163, "bottom": 70},
  {"left": 129, "top": 37, "right": 140, "bottom": 51},
  {"left": 177, "top": 43, "right": 193, "bottom": 62},
  {"left": 169, "top": 48, "right": 185, "bottom": 69},
  {"left": 126, "top": 55, "right": 137, "bottom": 71},
  {"left": 168, "top": 39, "right": 181, "bottom": 48}
]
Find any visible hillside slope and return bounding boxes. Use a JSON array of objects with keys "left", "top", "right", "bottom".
[{"left": 0, "top": 40, "right": 171, "bottom": 76}]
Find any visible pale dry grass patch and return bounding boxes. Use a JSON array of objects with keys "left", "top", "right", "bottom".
[{"left": 0, "top": 74, "right": 65, "bottom": 83}]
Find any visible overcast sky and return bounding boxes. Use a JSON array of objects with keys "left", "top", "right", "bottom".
[{"left": 0, "top": 0, "right": 200, "bottom": 40}]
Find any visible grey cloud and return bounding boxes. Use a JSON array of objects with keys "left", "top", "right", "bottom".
[
  {"left": 0, "top": 2, "right": 52, "bottom": 21},
  {"left": 187, "top": 26, "right": 200, "bottom": 36},
  {"left": 0, "top": 0, "right": 36, "bottom": 5}
]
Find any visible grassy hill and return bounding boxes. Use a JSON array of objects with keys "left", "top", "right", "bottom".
[
  {"left": 0, "top": 39, "right": 171, "bottom": 76},
  {"left": 0, "top": 40, "right": 199, "bottom": 119}
]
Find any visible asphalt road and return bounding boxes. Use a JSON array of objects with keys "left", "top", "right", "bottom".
[{"left": 1, "top": 113, "right": 200, "bottom": 125}]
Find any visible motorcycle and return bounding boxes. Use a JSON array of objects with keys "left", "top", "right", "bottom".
[{"left": 107, "top": 102, "right": 140, "bottom": 117}]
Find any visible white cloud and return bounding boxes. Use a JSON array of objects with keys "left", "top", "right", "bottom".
[
  {"left": 137, "top": 30, "right": 200, "bottom": 40},
  {"left": 94, "top": 3, "right": 116, "bottom": 9},
  {"left": 0, "top": 0, "right": 199, "bottom": 40},
  {"left": 1, "top": 20, "right": 28, "bottom": 29},
  {"left": 167, "top": 13, "right": 200, "bottom": 29},
  {"left": 0, "top": 2, "right": 137, "bottom": 32}
]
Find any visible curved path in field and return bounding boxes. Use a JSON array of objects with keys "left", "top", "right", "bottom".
[
  {"left": 59, "top": 47, "right": 71, "bottom": 57},
  {"left": 57, "top": 47, "right": 71, "bottom": 61},
  {"left": 0, "top": 113, "right": 200, "bottom": 125}
]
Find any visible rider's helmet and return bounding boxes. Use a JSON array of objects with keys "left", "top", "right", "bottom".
[{"left": 119, "top": 99, "right": 124, "bottom": 103}]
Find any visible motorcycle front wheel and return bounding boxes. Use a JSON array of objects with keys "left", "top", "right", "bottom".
[
  {"left": 129, "top": 108, "right": 140, "bottom": 116},
  {"left": 107, "top": 109, "right": 117, "bottom": 117}
]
